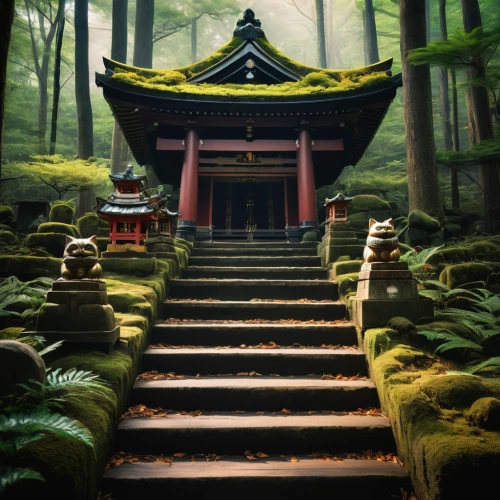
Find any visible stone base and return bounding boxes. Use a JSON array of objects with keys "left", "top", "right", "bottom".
[
  {"left": 20, "top": 326, "right": 120, "bottom": 354},
  {"left": 356, "top": 279, "right": 418, "bottom": 300},
  {"left": 351, "top": 297, "right": 434, "bottom": 328},
  {"left": 107, "top": 243, "right": 146, "bottom": 253},
  {"left": 101, "top": 251, "right": 155, "bottom": 259}
]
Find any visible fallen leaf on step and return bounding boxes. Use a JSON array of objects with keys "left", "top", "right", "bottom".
[
  {"left": 256, "top": 411, "right": 265, "bottom": 415},
  {"left": 281, "top": 408, "right": 291, "bottom": 415},
  {"left": 235, "top": 410, "right": 246, "bottom": 413},
  {"left": 289, "top": 457, "right": 300, "bottom": 462},
  {"left": 255, "top": 452, "right": 268, "bottom": 458},
  {"left": 191, "top": 410, "right": 203, "bottom": 417},
  {"left": 307, "top": 410, "right": 317, "bottom": 414},
  {"left": 173, "top": 453, "right": 187, "bottom": 458},
  {"left": 237, "top": 372, "right": 249, "bottom": 376}
]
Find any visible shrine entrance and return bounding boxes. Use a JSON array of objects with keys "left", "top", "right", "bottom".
[{"left": 197, "top": 176, "right": 298, "bottom": 240}]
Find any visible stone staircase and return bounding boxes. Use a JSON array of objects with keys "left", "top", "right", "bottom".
[{"left": 101, "top": 241, "right": 412, "bottom": 499}]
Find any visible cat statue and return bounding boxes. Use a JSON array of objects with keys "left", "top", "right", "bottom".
[
  {"left": 363, "top": 218, "right": 401, "bottom": 263},
  {"left": 60, "top": 235, "right": 102, "bottom": 280}
]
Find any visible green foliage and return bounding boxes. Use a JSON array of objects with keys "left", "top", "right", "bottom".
[
  {"left": 408, "top": 27, "right": 500, "bottom": 72},
  {"left": 0, "top": 277, "right": 53, "bottom": 329},
  {"left": 400, "top": 245, "right": 445, "bottom": 267},
  {"left": 0, "top": 467, "right": 45, "bottom": 494}
]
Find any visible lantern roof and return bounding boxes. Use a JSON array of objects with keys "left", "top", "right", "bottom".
[{"left": 325, "top": 193, "right": 353, "bottom": 205}]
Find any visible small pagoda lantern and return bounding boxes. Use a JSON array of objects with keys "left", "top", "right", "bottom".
[
  {"left": 94, "top": 165, "right": 177, "bottom": 252},
  {"left": 324, "top": 193, "right": 353, "bottom": 224}
]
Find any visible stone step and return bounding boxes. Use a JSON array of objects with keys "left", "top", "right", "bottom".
[
  {"left": 194, "top": 242, "right": 318, "bottom": 249},
  {"left": 193, "top": 247, "right": 318, "bottom": 257},
  {"left": 188, "top": 256, "right": 322, "bottom": 267},
  {"left": 141, "top": 348, "right": 367, "bottom": 376},
  {"left": 114, "top": 413, "right": 395, "bottom": 455},
  {"left": 101, "top": 458, "right": 411, "bottom": 499},
  {"left": 182, "top": 266, "right": 328, "bottom": 280},
  {"left": 131, "top": 377, "right": 379, "bottom": 411},
  {"left": 151, "top": 322, "right": 358, "bottom": 347},
  {"left": 168, "top": 280, "right": 337, "bottom": 301},
  {"left": 162, "top": 300, "right": 347, "bottom": 321}
]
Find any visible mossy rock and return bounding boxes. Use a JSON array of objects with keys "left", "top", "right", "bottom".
[
  {"left": 425, "top": 247, "right": 471, "bottom": 266},
  {"left": 0, "top": 230, "right": 17, "bottom": 245},
  {"left": 49, "top": 204, "right": 74, "bottom": 224},
  {"left": 417, "top": 375, "right": 492, "bottom": 410},
  {"left": 406, "top": 227, "right": 430, "bottom": 247},
  {"left": 37, "top": 222, "right": 80, "bottom": 238},
  {"left": 336, "top": 272, "right": 359, "bottom": 298},
  {"left": 466, "top": 397, "right": 500, "bottom": 430},
  {"left": 24, "top": 232, "right": 68, "bottom": 257},
  {"left": 386, "top": 317, "right": 416, "bottom": 335},
  {"left": 408, "top": 210, "right": 441, "bottom": 232},
  {"left": 443, "top": 223, "right": 462, "bottom": 240},
  {"left": 332, "top": 260, "right": 362, "bottom": 279},
  {"left": 76, "top": 213, "right": 109, "bottom": 238},
  {"left": 0, "top": 205, "right": 14, "bottom": 223},
  {"left": 100, "top": 258, "right": 159, "bottom": 277},
  {"left": 439, "top": 262, "right": 492, "bottom": 289},
  {"left": 301, "top": 230, "right": 321, "bottom": 242},
  {"left": 468, "top": 240, "right": 499, "bottom": 258},
  {"left": 174, "top": 238, "right": 193, "bottom": 254},
  {"left": 0, "top": 256, "right": 61, "bottom": 280},
  {"left": 350, "top": 195, "right": 392, "bottom": 214}
]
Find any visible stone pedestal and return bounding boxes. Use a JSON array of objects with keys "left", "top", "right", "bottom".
[
  {"left": 352, "top": 262, "right": 433, "bottom": 328},
  {"left": 22, "top": 280, "right": 120, "bottom": 354},
  {"left": 144, "top": 236, "right": 176, "bottom": 254}
]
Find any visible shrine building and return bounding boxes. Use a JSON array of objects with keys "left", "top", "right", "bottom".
[{"left": 95, "top": 9, "right": 401, "bottom": 242}]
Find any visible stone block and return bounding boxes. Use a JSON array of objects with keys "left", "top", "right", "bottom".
[
  {"left": 46, "top": 290, "right": 109, "bottom": 306},
  {"left": 356, "top": 278, "right": 418, "bottom": 300},
  {"left": 52, "top": 279, "right": 107, "bottom": 292},
  {"left": 37, "top": 303, "right": 67, "bottom": 331},
  {"left": 358, "top": 270, "right": 413, "bottom": 280},
  {"left": 361, "top": 262, "right": 409, "bottom": 271},
  {"left": 106, "top": 243, "right": 146, "bottom": 253},
  {"left": 351, "top": 298, "right": 434, "bottom": 328},
  {"left": 75, "top": 304, "right": 116, "bottom": 332},
  {"left": 101, "top": 250, "right": 154, "bottom": 259}
]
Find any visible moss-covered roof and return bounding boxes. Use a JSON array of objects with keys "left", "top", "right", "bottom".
[{"left": 104, "top": 37, "right": 395, "bottom": 101}]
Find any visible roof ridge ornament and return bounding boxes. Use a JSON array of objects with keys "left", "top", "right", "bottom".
[{"left": 234, "top": 8, "right": 266, "bottom": 40}]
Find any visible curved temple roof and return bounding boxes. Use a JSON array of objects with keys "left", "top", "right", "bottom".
[{"left": 95, "top": 10, "right": 402, "bottom": 187}]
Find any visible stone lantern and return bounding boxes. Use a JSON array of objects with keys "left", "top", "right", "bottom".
[{"left": 324, "top": 193, "right": 353, "bottom": 224}]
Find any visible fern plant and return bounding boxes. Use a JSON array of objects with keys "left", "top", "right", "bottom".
[{"left": 0, "top": 410, "right": 94, "bottom": 495}]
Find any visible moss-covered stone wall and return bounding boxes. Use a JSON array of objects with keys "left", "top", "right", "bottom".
[{"left": 0, "top": 239, "right": 193, "bottom": 500}]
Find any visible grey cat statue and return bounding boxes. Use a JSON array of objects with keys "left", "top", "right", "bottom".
[{"left": 60, "top": 235, "right": 102, "bottom": 280}]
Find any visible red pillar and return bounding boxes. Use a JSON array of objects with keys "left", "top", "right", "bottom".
[
  {"left": 296, "top": 128, "right": 318, "bottom": 228},
  {"left": 177, "top": 128, "right": 200, "bottom": 241},
  {"left": 110, "top": 220, "right": 117, "bottom": 244}
]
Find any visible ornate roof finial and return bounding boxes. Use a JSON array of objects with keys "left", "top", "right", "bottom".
[{"left": 234, "top": 8, "right": 266, "bottom": 40}]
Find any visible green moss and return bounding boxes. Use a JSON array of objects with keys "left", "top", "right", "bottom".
[
  {"left": 0, "top": 327, "right": 23, "bottom": 340},
  {"left": 24, "top": 232, "right": 68, "bottom": 257},
  {"left": 336, "top": 272, "right": 359, "bottom": 299},
  {"left": 408, "top": 210, "right": 441, "bottom": 232},
  {"left": 425, "top": 247, "right": 471, "bottom": 266},
  {"left": 417, "top": 374, "right": 492, "bottom": 410},
  {"left": 386, "top": 317, "right": 416, "bottom": 335},
  {"left": 350, "top": 194, "right": 392, "bottom": 213},
  {"left": 37, "top": 222, "right": 80, "bottom": 238},
  {"left": 100, "top": 257, "right": 159, "bottom": 277},
  {"left": 175, "top": 247, "right": 189, "bottom": 269},
  {"left": 468, "top": 240, "right": 499, "bottom": 258},
  {"left": 439, "top": 262, "right": 492, "bottom": 289},
  {"left": 111, "top": 42, "right": 390, "bottom": 101},
  {"left": 0, "top": 255, "right": 61, "bottom": 280},
  {"left": 466, "top": 397, "right": 500, "bottom": 430},
  {"left": 49, "top": 204, "right": 74, "bottom": 224},
  {"left": 76, "top": 214, "right": 109, "bottom": 238},
  {"left": 0, "top": 230, "right": 17, "bottom": 245},
  {"left": 332, "top": 260, "right": 362, "bottom": 279},
  {"left": 0, "top": 205, "right": 14, "bottom": 223},
  {"left": 174, "top": 238, "right": 193, "bottom": 254}
]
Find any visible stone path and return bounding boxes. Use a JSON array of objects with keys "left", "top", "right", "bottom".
[{"left": 101, "top": 241, "right": 411, "bottom": 499}]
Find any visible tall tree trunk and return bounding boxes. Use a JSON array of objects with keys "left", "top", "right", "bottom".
[
  {"left": 315, "top": 0, "right": 327, "bottom": 68},
  {"left": 364, "top": 0, "right": 380, "bottom": 64},
  {"left": 110, "top": 0, "right": 128, "bottom": 175},
  {"left": 400, "top": 0, "right": 445, "bottom": 220},
  {"left": 191, "top": 17, "right": 197, "bottom": 63},
  {"left": 0, "top": 0, "right": 15, "bottom": 171},
  {"left": 49, "top": 0, "right": 66, "bottom": 155},
  {"left": 460, "top": 0, "right": 500, "bottom": 233},
  {"left": 451, "top": 70, "right": 460, "bottom": 208},
  {"left": 133, "top": 0, "right": 154, "bottom": 68},
  {"left": 425, "top": 0, "right": 431, "bottom": 43},
  {"left": 75, "top": 0, "right": 94, "bottom": 218},
  {"left": 438, "top": 0, "right": 456, "bottom": 207},
  {"left": 75, "top": 0, "right": 94, "bottom": 159}
]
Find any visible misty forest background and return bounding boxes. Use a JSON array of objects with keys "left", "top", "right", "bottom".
[{"left": 2, "top": 0, "right": 499, "bottom": 224}]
